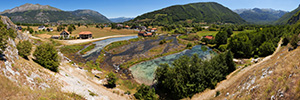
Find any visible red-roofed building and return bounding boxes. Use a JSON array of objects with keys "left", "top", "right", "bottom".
[
  {"left": 79, "top": 31, "right": 93, "bottom": 39},
  {"left": 204, "top": 35, "right": 214, "bottom": 40}
]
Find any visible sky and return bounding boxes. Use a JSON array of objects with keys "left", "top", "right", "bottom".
[{"left": 0, "top": 0, "right": 299, "bottom": 18}]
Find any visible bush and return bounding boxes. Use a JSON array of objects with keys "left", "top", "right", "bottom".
[
  {"left": 106, "top": 72, "right": 118, "bottom": 88},
  {"left": 155, "top": 51, "right": 235, "bottom": 99},
  {"left": 208, "top": 28, "right": 217, "bottom": 31},
  {"left": 290, "top": 34, "right": 299, "bottom": 49},
  {"left": 218, "top": 44, "right": 227, "bottom": 52},
  {"left": 17, "top": 40, "right": 32, "bottom": 59},
  {"left": 33, "top": 43, "right": 59, "bottom": 72},
  {"left": 134, "top": 84, "right": 158, "bottom": 100},
  {"left": 186, "top": 42, "right": 193, "bottom": 48},
  {"left": 159, "top": 39, "right": 167, "bottom": 45}
]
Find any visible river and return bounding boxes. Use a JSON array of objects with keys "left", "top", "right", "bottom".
[{"left": 129, "top": 45, "right": 215, "bottom": 85}]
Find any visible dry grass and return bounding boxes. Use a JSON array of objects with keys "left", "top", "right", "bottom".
[
  {"left": 203, "top": 46, "right": 300, "bottom": 100},
  {"left": 0, "top": 74, "right": 84, "bottom": 100},
  {"left": 26, "top": 25, "right": 137, "bottom": 38}
]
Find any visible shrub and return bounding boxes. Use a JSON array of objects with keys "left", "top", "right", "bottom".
[
  {"left": 134, "top": 84, "right": 158, "bottom": 100},
  {"left": 34, "top": 43, "right": 59, "bottom": 72},
  {"left": 106, "top": 72, "right": 118, "bottom": 88},
  {"left": 17, "top": 40, "right": 32, "bottom": 59},
  {"left": 159, "top": 39, "right": 167, "bottom": 45},
  {"left": 290, "top": 34, "right": 299, "bottom": 49},
  {"left": 186, "top": 42, "right": 193, "bottom": 48},
  {"left": 218, "top": 44, "right": 227, "bottom": 52}
]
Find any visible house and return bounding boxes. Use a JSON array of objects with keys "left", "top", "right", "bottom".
[
  {"left": 204, "top": 35, "right": 214, "bottom": 40},
  {"left": 38, "top": 26, "right": 46, "bottom": 30},
  {"left": 138, "top": 31, "right": 153, "bottom": 37},
  {"left": 151, "top": 28, "right": 157, "bottom": 32},
  {"left": 79, "top": 31, "right": 93, "bottom": 39},
  {"left": 138, "top": 31, "right": 146, "bottom": 36},
  {"left": 125, "top": 25, "right": 130, "bottom": 29},
  {"left": 60, "top": 30, "right": 70, "bottom": 39},
  {"left": 47, "top": 28, "right": 53, "bottom": 32},
  {"left": 117, "top": 24, "right": 123, "bottom": 28}
]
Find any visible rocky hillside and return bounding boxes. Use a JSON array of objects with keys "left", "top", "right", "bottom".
[
  {"left": 192, "top": 40, "right": 300, "bottom": 99},
  {"left": 234, "top": 8, "right": 287, "bottom": 24},
  {"left": 0, "top": 4, "right": 111, "bottom": 23},
  {"left": 130, "top": 2, "right": 246, "bottom": 24}
]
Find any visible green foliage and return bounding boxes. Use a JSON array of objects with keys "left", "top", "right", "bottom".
[
  {"left": 0, "top": 20, "right": 8, "bottom": 55},
  {"left": 258, "top": 41, "right": 276, "bottom": 56},
  {"left": 134, "top": 84, "right": 158, "bottom": 100},
  {"left": 155, "top": 51, "right": 235, "bottom": 99},
  {"left": 159, "top": 39, "right": 167, "bottom": 45},
  {"left": 215, "top": 31, "right": 228, "bottom": 46},
  {"left": 106, "top": 72, "right": 118, "bottom": 88},
  {"left": 17, "top": 40, "right": 32, "bottom": 59},
  {"left": 67, "top": 24, "right": 76, "bottom": 34},
  {"left": 2, "top": 10, "right": 111, "bottom": 23},
  {"left": 290, "top": 34, "right": 299, "bottom": 49},
  {"left": 80, "top": 44, "right": 96, "bottom": 55},
  {"left": 34, "top": 43, "right": 59, "bottom": 72},
  {"left": 57, "top": 25, "right": 65, "bottom": 32},
  {"left": 275, "top": 6, "right": 300, "bottom": 25},
  {"left": 218, "top": 44, "right": 227, "bottom": 52},
  {"left": 186, "top": 42, "right": 193, "bottom": 48},
  {"left": 104, "top": 40, "right": 130, "bottom": 51},
  {"left": 131, "top": 2, "right": 245, "bottom": 24},
  {"left": 228, "top": 33, "right": 253, "bottom": 58},
  {"left": 208, "top": 28, "right": 217, "bottom": 31}
]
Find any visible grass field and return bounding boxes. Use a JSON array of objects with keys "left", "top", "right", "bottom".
[
  {"left": 24, "top": 25, "right": 137, "bottom": 38},
  {"left": 196, "top": 30, "right": 255, "bottom": 37}
]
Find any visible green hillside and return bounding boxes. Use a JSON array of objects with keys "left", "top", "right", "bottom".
[
  {"left": 287, "top": 10, "right": 300, "bottom": 25},
  {"left": 130, "top": 2, "right": 246, "bottom": 24},
  {"left": 274, "top": 5, "right": 300, "bottom": 25},
  {"left": 0, "top": 4, "right": 111, "bottom": 23}
]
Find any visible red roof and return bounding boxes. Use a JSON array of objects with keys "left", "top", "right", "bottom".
[
  {"left": 151, "top": 28, "right": 157, "bottom": 30},
  {"left": 79, "top": 31, "right": 92, "bottom": 35},
  {"left": 204, "top": 36, "right": 214, "bottom": 40}
]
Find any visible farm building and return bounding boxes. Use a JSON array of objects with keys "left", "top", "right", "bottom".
[
  {"left": 60, "top": 30, "right": 70, "bottom": 39},
  {"left": 79, "top": 31, "right": 93, "bottom": 39}
]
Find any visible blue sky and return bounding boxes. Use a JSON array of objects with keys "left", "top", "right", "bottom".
[{"left": 0, "top": 0, "right": 299, "bottom": 18}]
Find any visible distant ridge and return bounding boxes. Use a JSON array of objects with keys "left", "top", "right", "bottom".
[
  {"left": 274, "top": 4, "right": 300, "bottom": 25},
  {"left": 234, "top": 8, "right": 287, "bottom": 24},
  {"left": 109, "top": 17, "right": 134, "bottom": 23},
  {"left": 0, "top": 3, "right": 111, "bottom": 23},
  {"left": 129, "top": 2, "right": 246, "bottom": 24}
]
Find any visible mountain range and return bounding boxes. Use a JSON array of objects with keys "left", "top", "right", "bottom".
[
  {"left": 109, "top": 17, "right": 134, "bottom": 23},
  {"left": 275, "top": 5, "right": 300, "bottom": 25},
  {"left": 234, "top": 8, "right": 287, "bottom": 24},
  {"left": 0, "top": 3, "right": 111, "bottom": 23},
  {"left": 130, "top": 2, "right": 246, "bottom": 24}
]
